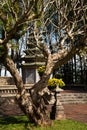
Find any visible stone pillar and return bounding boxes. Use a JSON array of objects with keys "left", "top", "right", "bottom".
[
  {"left": 55, "top": 92, "right": 66, "bottom": 120},
  {"left": 50, "top": 86, "right": 66, "bottom": 120}
]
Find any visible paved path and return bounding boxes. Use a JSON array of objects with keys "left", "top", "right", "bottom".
[{"left": 63, "top": 104, "right": 87, "bottom": 124}]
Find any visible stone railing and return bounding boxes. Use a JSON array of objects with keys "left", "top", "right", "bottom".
[{"left": 0, "top": 84, "right": 33, "bottom": 97}]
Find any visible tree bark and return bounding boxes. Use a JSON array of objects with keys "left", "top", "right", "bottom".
[{"left": 3, "top": 56, "right": 52, "bottom": 126}]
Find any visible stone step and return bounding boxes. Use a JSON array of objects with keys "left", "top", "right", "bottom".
[
  {"left": 60, "top": 99, "right": 87, "bottom": 104},
  {"left": 60, "top": 93, "right": 87, "bottom": 104}
]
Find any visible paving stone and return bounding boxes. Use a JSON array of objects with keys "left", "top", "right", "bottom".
[{"left": 63, "top": 104, "right": 87, "bottom": 124}]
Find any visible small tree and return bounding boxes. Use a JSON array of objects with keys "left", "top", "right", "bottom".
[{"left": 0, "top": 0, "right": 87, "bottom": 126}]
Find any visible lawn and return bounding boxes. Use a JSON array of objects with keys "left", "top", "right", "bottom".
[{"left": 0, "top": 116, "right": 87, "bottom": 130}]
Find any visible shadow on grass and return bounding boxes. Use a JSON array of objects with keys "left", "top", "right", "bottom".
[
  {"left": 0, "top": 116, "right": 29, "bottom": 125},
  {"left": 0, "top": 116, "right": 37, "bottom": 130}
]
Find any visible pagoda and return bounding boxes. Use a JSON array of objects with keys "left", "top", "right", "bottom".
[{"left": 21, "top": 33, "right": 46, "bottom": 84}]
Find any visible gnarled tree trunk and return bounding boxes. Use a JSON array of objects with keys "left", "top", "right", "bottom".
[{"left": 3, "top": 55, "right": 54, "bottom": 126}]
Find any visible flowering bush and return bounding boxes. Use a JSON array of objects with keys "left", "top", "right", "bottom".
[
  {"left": 48, "top": 78, "right": 65, "bottom": 89},
  {"left": 37, "top": 66, "right": 45, "bottom": 77}
]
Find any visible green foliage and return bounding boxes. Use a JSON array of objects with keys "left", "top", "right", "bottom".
[
  {"left": 54, "top": 73, "right": 63, "bottom": 79},
  {"left": 33, "top": 0, "right": 43, "bottom": 17},
  {"left": 0, "top": 20, "right": 3, "bottom": 27},
  {"left": 0, "top": 1, "right": 23, "bottom": 33},
  {"left": 36, "top": 20, "right": 42, "bottom": 28},
  {"left": 0, "top": 45, "right": 5, "bottom": 57},
  {"left": 2, "top": 3, "right": 9, "bottom": 13},
  {"left": 48, "top": 78, "right": 65, "bottom": 88}
]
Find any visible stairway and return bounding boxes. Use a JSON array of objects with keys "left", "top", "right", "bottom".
[{"left": 60, "top": 93, "right": 87, "bottom": 104}]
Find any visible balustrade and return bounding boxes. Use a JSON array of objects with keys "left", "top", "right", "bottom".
[{"left": 0, "top": 86, "right": 31, "bottom": 97}]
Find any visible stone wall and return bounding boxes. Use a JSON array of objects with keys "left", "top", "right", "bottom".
[
  {"left": 0, "top": 77, "right": 15, "bottom": 85},
  {"left": 0, "top": 96, "right": 55, "bottom": 118},
  {"left": 0, "top": 97, "right": 23, "bottom": 117}
]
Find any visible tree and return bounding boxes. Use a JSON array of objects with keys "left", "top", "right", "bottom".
[{"left": 0, "top": 0, "right": 87, "bottom": 126}]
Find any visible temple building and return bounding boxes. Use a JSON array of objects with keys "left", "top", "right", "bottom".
[{"left": 21, "top": 32, "right": 46, "bottom": 84}]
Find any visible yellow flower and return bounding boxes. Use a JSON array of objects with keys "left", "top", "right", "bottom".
[
  {"left": 48, "top": 78, "right": 65, "bottom": 88},
  {"left": 38, "top": 66, "right": 46, "bottom": 77}
]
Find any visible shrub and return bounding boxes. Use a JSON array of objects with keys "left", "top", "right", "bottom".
[{"left": 54, "top": 73, "right": 63, "bottom": 79}]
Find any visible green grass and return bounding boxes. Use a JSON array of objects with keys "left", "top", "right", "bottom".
[{"left": 0, "top": 116, "right": 87, "bottom": 130}]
